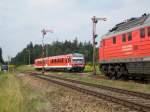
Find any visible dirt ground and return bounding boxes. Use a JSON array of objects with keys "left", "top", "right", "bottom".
[{"left": 17, "top": 73, "right": 134, "bottom": 112}]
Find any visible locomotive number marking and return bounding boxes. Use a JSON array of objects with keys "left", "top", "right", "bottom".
[{"left": 122, "top": 45, "right": 133, "bottom": 52}]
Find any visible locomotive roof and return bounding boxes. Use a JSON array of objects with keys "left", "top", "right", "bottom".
[
  {"left": 48, "top": 53, "right": 84, "bottom": 58},
  {"left": 72, "top": 53, "right": 84, "bottom": 57},
  {"left": 35, "top": 53, "right": 84, "bottom": 60},
  {"left": 102, "top": 14, "right": 150, "bottom": 39}
]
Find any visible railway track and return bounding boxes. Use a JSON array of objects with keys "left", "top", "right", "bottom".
[
  {"left": 43, "top": 74, "right": 150, "bottom": 99},
  {"left": 30, "top": 72, "right": 150, "bottom": 112}
]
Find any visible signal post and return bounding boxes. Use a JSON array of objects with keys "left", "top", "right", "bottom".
[
  {"left": 91, "top": 16, "right": 106, "bottom": 75},
  {"left": 41, "top": 28, "right": 53, "bottom": 74}
]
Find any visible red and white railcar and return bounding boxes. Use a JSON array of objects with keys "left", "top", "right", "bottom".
[
  {"left": 99, "top": 14, "right": 150, "bottom": 79},
  {"left": 34, "top": 53, "right": 85, "bottom": 72}
]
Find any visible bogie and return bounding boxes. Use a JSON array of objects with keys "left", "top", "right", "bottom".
[{"left": 100, "top": 64, "right": 129, "bottom": 80}]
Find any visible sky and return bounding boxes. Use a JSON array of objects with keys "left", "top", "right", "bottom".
[{"left": 0, "top": 0, "right": 150, "bottom": 60}]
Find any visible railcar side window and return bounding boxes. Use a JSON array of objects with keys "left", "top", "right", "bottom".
[
  {"left": 140, "top": 28, "right": 145, "bottom": 38},
  {"left": 112, "top": 37, "right": 116, "bottom": 44},
  {"left": 122, "top": 34, "right": 126, "bottom": 42},
  {"left": 68, "top": 58, "right": 71, "bottom": 62},
  {"left": 128, "top": 32, "right": 132, "bottom": 41},
  {"left": 148, "top": 27, "right": 150, "bottom": 37},
  {"left": 65, "top": 59, "right": 67, "bottom": 63}
]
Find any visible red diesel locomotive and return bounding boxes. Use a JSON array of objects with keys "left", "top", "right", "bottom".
[
  {"left": 99, "top": 14, "right": 150, "bottom": 79},
  {"left": 34, "top": 53, "right": 85, "bottom": 72}
]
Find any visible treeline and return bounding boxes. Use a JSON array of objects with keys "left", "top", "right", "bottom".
[{"left": 11, "top": 38, "right": 98, "bottom": 65}]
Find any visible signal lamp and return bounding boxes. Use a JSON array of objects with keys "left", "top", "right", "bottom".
[
  {"left": 95, "top": 42, "right": 98, "bottom": 45},
  {"left": 94, "top": 34, "right": 98, "bottom": 38}
]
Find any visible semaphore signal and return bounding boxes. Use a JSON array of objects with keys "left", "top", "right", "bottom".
[{"left": 41, "top": 28, "right": 54, "bottom": 74}]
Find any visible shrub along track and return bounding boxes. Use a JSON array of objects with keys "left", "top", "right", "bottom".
[{"left": 29, "top": 72, "right": 150, "bottom": 112}]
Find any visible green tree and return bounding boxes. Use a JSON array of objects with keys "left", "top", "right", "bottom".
[{"left": 12, "top": 39, "right": 98, "bottom": 65}]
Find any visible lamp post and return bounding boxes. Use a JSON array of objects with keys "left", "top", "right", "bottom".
[
  {"left": 91, "top": 16, "right": 106, "bottom": 75},
  {"left": 41, "top": 28, "right": 53, "bottom": 74}
]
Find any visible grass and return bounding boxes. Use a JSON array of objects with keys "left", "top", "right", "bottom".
[
  {"left": 16, "top": 65, "right": 35, "bottom": 72},
  {"left": 21, "top": 84, "right": 50, "bottom": 112},
  {"left": 84, "top": 64, "right": 101, "bottom": 74},
  {"left": 0, "top": 72, "right": 51, "bottom": 112},
  {"left": 0, "top": 72, "right": 23, "bottom": 112}
]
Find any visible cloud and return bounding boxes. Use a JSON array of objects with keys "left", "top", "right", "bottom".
[
  {"left": 0, "top": 0, "right": 150, "bottom": 60},
  {"left": 30, "top": 0, "right": 67, "bottom": 9}
]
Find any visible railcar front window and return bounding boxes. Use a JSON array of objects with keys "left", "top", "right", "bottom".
[{"left": 73, "top": 59, "right": 84, "bottom": 64}]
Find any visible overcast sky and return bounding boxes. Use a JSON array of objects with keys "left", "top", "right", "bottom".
[{"left": 0, "top": 0, "right": 149, "bottom": 60}]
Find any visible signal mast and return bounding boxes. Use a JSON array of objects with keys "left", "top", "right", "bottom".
[
  {"left": 41, "top": 28, "right": 53, "bottom": 74},
  {"left": 91, "top": 16, "right": 106, "bottom": 75}
]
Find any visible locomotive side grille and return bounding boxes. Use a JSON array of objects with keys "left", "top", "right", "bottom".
[{"left": 127, "top": 62, "right": 150, "bottom": 75}]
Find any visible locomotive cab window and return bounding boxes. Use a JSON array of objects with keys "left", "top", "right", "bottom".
[
  {"left": 103, "top": 40, "right": 105, "bottom": 46},
  {"left": 148, "top": 27, "right": 150, "bottom": 37},
  {"left": 128, "top": 32, "right": 132, "bottom": 41},
  {"left": 112, "top": 37, "right": 116, "bottom": 44},
  {"left": 140, "top": 28, "right": 145, "bottom": 38},
  {"left": 122, "top": 34, "right": 126, "bottom": 42}
]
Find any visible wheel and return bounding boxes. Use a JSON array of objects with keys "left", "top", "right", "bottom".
[
  {"left": 122, "top": 75, "right": 129, "bottom": 80},
  {"left": 80, "top": 68, "right": 84, "bottom": 72},
  {"left": 120, "top": 66, "right": 128, "bottom": 80},
  {"left": 78, "top": 68, "right": 84, "bottom": 72},
  {"left": 115, "top": 65, "right": 122, "bottom": 79},
  {"left": 101, "top": 65, "right": 108, "bottom": 76},
  {"left": 64, "top": 68, "right": 67, "bottom": 72},
  {"left": 108, "top": 65, "right": 116, "bottom": 80}
]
